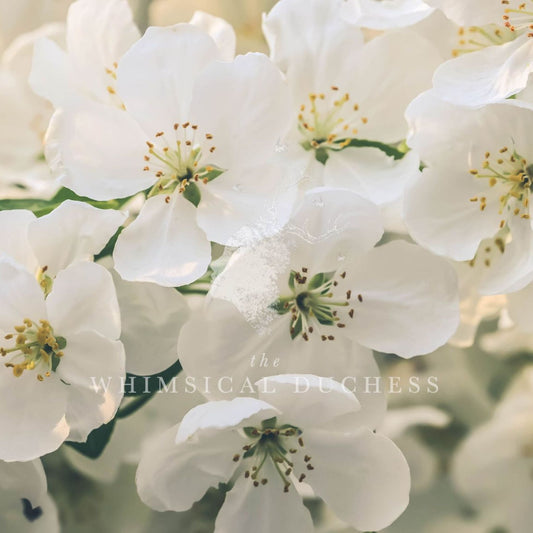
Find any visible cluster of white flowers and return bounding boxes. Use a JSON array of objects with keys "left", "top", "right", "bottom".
[{"left": 1, "top": 0, "right": 532, "bottom": 531}]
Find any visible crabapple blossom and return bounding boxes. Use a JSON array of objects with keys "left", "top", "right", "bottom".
[
  {"left": 45, "top": 23, "right": 293, "bottom": 286},
  {"left": 136, "top": 375, "right": 411, "bottom": 533},
  {"left": 263, "top": 0, "right": 441, "bottom": 206}
]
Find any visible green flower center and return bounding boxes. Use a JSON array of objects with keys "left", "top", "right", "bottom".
[
  {"left": 271, "top": 267, "right": 362, "bottom": 341},
  {"left": 1, "top": 319, "right": 66, "bottom": 381},
  {"left": 143, "top": 123, "right": 224, "bottom": 207},
  {"left": 298, "top": 86, "right": 369, "bottom": 159},
  {"left": 469, "top": 146, "right": 533, "bottom": 226},
  {"left": 234, "top": 417, "right": 310, "bottom": 493}
]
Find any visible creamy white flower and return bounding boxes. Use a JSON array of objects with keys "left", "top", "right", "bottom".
[
  {"left": 0, "top": 199, "right": 126, "bottom": 279},
  {"left": 178, "top": 188, "right": 459, "bottom": 427},
  {"left": 0, "top": 258, "right": 124, "bottom": 461},
  {"left": 453, "top": 366, "right": 533, "bottom": 533},
  {"left": 349, "top": 0, "right": 435, "bottom": 29},
  {"left": 46, "top": 24, "right": 292, "bottom": 286},
  {"left": 103, "top": 264, "right": 190, "bottom": 375},
  {"left": 136, "top": 375, "right": 411, "bottom": 533},
  {"left": 0, "top": 23, "right": 65, "bottom": 196},
  {"left": 0, "top": 0, "right": 71, "bottom": 53},
  {"left": 427, "top": 0, "right": 533, "bottom": 106},
  {"left": 0, "top": 459, "right": 59, "bottom": 533},
  {"left": 405, "top": 92, "right": 533, "bottom": 295},
  {"left": 263, "top": 0, "right": 441, "bottom": 206},
  {"left": 30, "top": 0, "right": 140, "bottom": 108},
  {"left": 64, "top": 373, "right": 203, "bottom": 483}
]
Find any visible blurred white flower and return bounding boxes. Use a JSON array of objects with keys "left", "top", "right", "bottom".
[
  {"left": 137, "top": 375, "right": 411, "bottom": 533},
  {"left": 0, "top": 259, "right": 124, "bottom": 461},
  {"left": 349, "top": 0, "right": 435, "bottom": 29},
  {"left": 405, "top": 93, "right": 533, "bottom": 296},
  {"left": 427, "top": 0, "right": 533, "bottom": 105},
  {"left": 0, "top": 459, "right": 59, "bottom": 533},
  {"left": 453, "top": 365, "right": 533, "bottom": 533},
  {"left": 263, "top": 0, "right": 441, "bottom": 206}
]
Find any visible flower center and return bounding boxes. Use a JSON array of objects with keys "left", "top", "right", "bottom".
[
  {"left": 469, "top": 146, "right": 532, "bottom": 226},
  {"left": 271, "top": 267, "right": 361, "bottom": 341},
  {"left": 1, "top": 319, "right": 66, "bottom": 381},
  {"left": 233, "top": 417, "right": 310, "bottom": 492},
  {"left": 502, "top": 0, "right": 533, "bottom": 35},
  {"left": 452, "top": 24, "right": 516, "bottom": 57},
  {"left": 298, "top": 86, "right": 369, "bottom": 158},
  {"left": 143, "top": 123, "right": 223, "bottom": 206}
]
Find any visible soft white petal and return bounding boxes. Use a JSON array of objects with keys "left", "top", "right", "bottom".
[
  {"left": 196, "top": 164, "right": 294, "bottom": 246},
  {"left": 57, "top": 330, "right": 124, "bottom": 442},
  {"left": 45, "top": 104, "right": 154, "bottom": 200},
  {"left": 110, "top": 269, "right": 189, "bottom": 375},
  {"left": 215, "top": 460, "right": 314, "bottom": 533},
  {"left": 0, "top": 369, "right": 68, "bottom": 461},
  {"left": 0, "top": 210, "right": 37, "bottom": 272},
  {"left": 323, "top": 148, "right": 420, "bottom": 205},
  {"left": 177, "top": 397, "right": 279, "bottom": 443},
  {"left": 46, "top": 261, "right": 121, "bottom": 339},
  {"left": 305, "top": 428, "right": 410, "bottom": 531},
  {"left": 189, "top": 11, "right": 235, "bottom": 61},
  {"left": 29, "top": 37, "right": 74, "bottom": 108},
  {"left": 113, "top": 194, "right": 211, "bottom": 287},
  {"left": 348, "top": 241, "right": 460, "bottom": 357},
  {"left": 256, "top": 375, "right": 362, "bottom": 432},
  {"left": 29, "top": 201, "right": 126, "bottom": 276},
  {"left": 352, "top": 0, "right": 434, "bottom": 29},
  {"left": 404, "top": 166, "right": 503, "bottom": 261},
  {"left": 66, "top": 0, "right": 140, "bottom": 103},
  {"left": 0, "top": 260, "right": 46, "bottom": 334},
  {"left": 136, "top": 424, "right": 243, "bottom": 512},
  {"left": 117, "top": 24, "right": 220, "bottom": 136},
  {"left": 425, "top": 0, "right": 501, "bottom": 26},
  {"left": 433, "top": 36, "right": 533, "bottom": 107},
  {"left": 189, "top": 53, "right": 290, "bottom": 170}
]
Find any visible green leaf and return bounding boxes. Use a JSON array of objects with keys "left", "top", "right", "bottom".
[
  {"left": 94, "top": 226, "right": 123, "bottom": 261},
  {"left": 290, "top": 313, "right": 303, "bottom": 339},
  {"left": 65, "top": 419, "right": 116, "bottom": 459},
  {"left": 337, "top": 138, "right": 405, "bottom": 159},
  {"left": 124, "top": 359, "right": 183, "bottom": 397},
  {"left": 0, "top": 187, "right": 134, "bottom": 218},
  {"left": 182, "top": 182, "right": 201, "bottom": 207}
]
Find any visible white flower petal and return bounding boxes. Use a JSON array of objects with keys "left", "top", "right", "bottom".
[
  {"left": 46, "top": 261, "right": 121, "bottom": 339},
  {"left": 110, "top": 269, "right": 189, "bottom": 375},
  {"left": 29, "top": 201, "right": 126, "bottom": 277},
  {"left": 116, "top": 24, "right": 220, "bottom": 136},
  {"left": 0, "top": 210, "right": 37, "bottom": 272},
  {"left": 113, "top": 194, "right": 211, "bottom": 287},
  {"left": 323, "top": 148, "right": 420, "bottom": 205},
  {"left": 136, "top": 424, "right": 243, "bottom": 512},
  {"left": 189, "top": 11, "right": 236, "bottom": 61},
  {"left": 256, "top": 375, "right": 361, "bottom": 432},
  {"left": 433, "top": 36, "right": 533, "bottom": 107},
  {"left": 305, "top": 428, "right": 410, "bottom": 531},
  {"left": 177, "top": 397, "right": 278, "bottom": 443},
  {"left": 0, "top": 260, "right": 46, "bottom": 334},
  {"left": 404, "top": 166, "right": 503, "bottom": 261},
  {"left": 352, "top": 0, "right": 435, "bottom": 29},
  {"left": 189, "top": 53, "right": 290, "bottom": 170},
  {"left": 29, "top": 37, "right": 73, "bottom": 108},
  {"left": 196, "top": 164, "right": 294, "bottom": 246},
  {"left": 57, "top": 331, "right": 124, "bottom": 442},
  {"left": 0, "top": 369, "right": 68, "bottom": 461},
  {"left": 215, "top": 460, "right": 314, "bottom": 533},
  {"left": 348, "top": 241, "right": 459, "bottom": 357},
  {"left": 45, "top": 104, "right": 154, "bottom": 200},
  {"left": 65, "top": 0, "right": 140, "bottom": 102}
]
